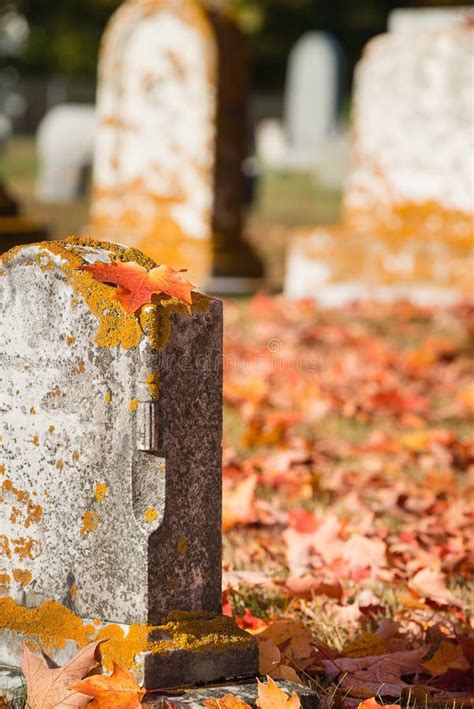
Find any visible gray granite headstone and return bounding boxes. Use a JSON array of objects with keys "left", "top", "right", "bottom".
[{"left": 0, "top": 236, "right": 257, "bottom": 688}]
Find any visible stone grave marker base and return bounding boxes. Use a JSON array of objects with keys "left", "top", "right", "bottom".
[
  {"left": 285, "top": 226, "right": 473, "bottom": 307},
  {"left": 0, "top": 613, "right": 257, "bottom": 691}
]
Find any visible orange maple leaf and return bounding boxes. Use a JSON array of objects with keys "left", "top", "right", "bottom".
[
  {"left": 81, "top": 260, "right": 195, "bottom": 313},
  {"left": 70, "top": 662, "right": 145, "bottom": 708},
  {"left": 358, "top": 700, "right": 399, "bottom": 709},
  {"left": 256, "top": 676, "right": 301, "bottom": 708}
]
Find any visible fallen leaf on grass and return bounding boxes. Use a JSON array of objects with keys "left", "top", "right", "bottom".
[
  {"left": 357, "top": 699, "right": 399, "bottom": 709},
  {"left": 81, "top": 260, "right": 195, "bottom": 313},
  {"left": 408, "top": 568, "right": 463, "bottom": 607},
  {"left": 256, "top": 676, "right": 301, "bottom": 708},
  {"left": 322, "top": 647, "right": 428, "bottom": 698},
  {"left": 422, "top": 641, "right": 470, "bottom": 676},
  {"left": 223, "top": 474, "right": 258, "bottom": 531},
  {"left": 22, "top": 640, "right": 102, "bottom": 709},
  {"left": 71, "top": 662, "right": 145, "bottom": 708}
]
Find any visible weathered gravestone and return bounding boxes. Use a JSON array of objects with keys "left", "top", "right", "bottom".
[
  {"left": 257, "top": 32, "right": 342, "bottom": 172},
  {"left": 285, "top": 20, "right": 474, "bottom": 305},
  {"left": 0, "top": 236, "right": 257, "bottom": 688},
  {"left": 388, "top": 6, "right": 474, "bottom": 33},
  {"left": 90, "top": 0, "right": 217, "bottom": 287}
]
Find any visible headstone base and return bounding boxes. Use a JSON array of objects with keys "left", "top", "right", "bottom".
[
  {"left": 0, "top": 613, "right": 257, "bottom": 691},
  {"left": 285, "top": 226, "right": 473, "bottom": 307},
  {"left": 144, "top": 678, "right": 318, "bottom": 708}
]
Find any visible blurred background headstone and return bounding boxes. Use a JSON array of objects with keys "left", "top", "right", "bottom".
[{"left": 285, "top": 15, "right": 474, "bottom": 305}]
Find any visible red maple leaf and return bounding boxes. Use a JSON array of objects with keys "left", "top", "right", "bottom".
[{"left": 80, "top": 260, "right": 195, "bottom": 313}]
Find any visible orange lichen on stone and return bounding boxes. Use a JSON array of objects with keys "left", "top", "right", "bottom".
[
  {"left": 129, "top": 399, "right": 139, "bottom": 412},
  {"left": 12, "top": 537, "right": 42, "bottom": 561},
  {"left": 75, "top": 361, "right": 85, "bottom": 374},
  {"left": 104, "top": 390, "right": 112, "bottom": 405},
  {"left": 150, "top": 614, "right": 254, "bottom": 655},
  {"left": 94, "top": 483, "right": 108, "bottom": 503},
  {"left": 30, "top": 407, "right": 36, "bottom": 415},
  {"left": 0, "top": 536, "right": 11, "bottom": 559},
  {"left": 0, "top": 573, "right": 10, "bottom": 592},
  {"left": 69, "top": 584, "right": 78, "bottom": 601},
  {"left": 72, "top": 450, "right": 80, "bottom": 462},
  {"left": 31, "top": 435, "right": 39, "bottom": 447},
  {"left": 48, "top": 426, "right": 55, "bottom": 434},
  {"left": 12, "top": 569, "right": 32, "bottom": 586},
  {"left": 94, "top": 623, "right": 151, "bottom": 671},
  {"left": 146, "top": 373, "right": 160, "bottom": 399},
  {"left": 0, "top": 598, "right": 93, "bottom": 649},
  {"left": 144, "top": 507, "right": 158, "bottom": 523},
  {"left": 0, "top": 465, "right": 5, "bottom": 475},
  {"left": 66, "top": 336, "right": 76, "bottom": 346},
  {"left": 177, "top": 536, "right": 188, "bottom": 555},
  {"left": 56, "top": 460, "right": 64, "bottom": 471},
  {"left": 80, "top": 511, "right": 99, "bottom": 536}
]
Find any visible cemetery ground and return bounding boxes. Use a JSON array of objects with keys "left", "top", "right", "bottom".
[{"left": 1, "top": 141, "right": 473, "bottom": 708}]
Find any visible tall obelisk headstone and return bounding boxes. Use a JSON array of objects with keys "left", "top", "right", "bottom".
[{"left": 90, "top": 0, "right": 217, "bottom": 286}]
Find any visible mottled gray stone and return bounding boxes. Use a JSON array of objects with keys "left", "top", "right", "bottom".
[
  {"left": 145, "top": 679, "right": 318, "bottom": 708},
  {"left": 0, "top": 237, "right": 257, "bottom": 686}
]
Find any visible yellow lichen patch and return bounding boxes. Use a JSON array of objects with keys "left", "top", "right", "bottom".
[
  {"left": 94, "top": 623, "right": 151, "bottom": 671},
  {"left": 129, "top": 399, "right": 139, "bottom": 412},
  {"left": 69, "top": 584, "right": 78, "bottom": 601},
  {"left": 56, "top": 460, "right": 64, "bottom": 471},
  {"left": 104, "top": 390, "right": 112, "bottom": 405},
  {"left": 31, "top": 435, "right": 39, "bottom": 447},
  {"left": 72, "top": 450, "right": 80, "bottom": 462},
  {"left": 146, "top": 373, "right": 160, "bottom": 399},
  {"left": 75, "top": 361, "right": 85, "bottom": 374},
  {"left": 177, "top": 536, "right": 188, "bottom": 555},
  {"left": 144, "top": 507, "right": 158, "bottom": 523},
  {"left": 94, "top": 483, "right": 108, "bottom": 503},
  {"left": 66, "top": 336, "right": 76, "bottom": 346},
  {"left": 80, "top": 511, "right": 99, "bottom": 536},
  {"left": 0, "top": 536, "right": 11, "bottom": 558},
  {"left": 0, "top": 573, "right": 10, "bottom": 592},
  {"left": 150, "top": 614, "right": 254, "bottom": 655},
  {"left": 48, "top": 426, "right": 55, "bottom": 435},
  {"left": 12, "top": 569, "right": 32, "bottom": 586},
  {"left": 12, "top": 537, "right": 42, "bottom": 561},
  {"left": 0, "top": 598, "right": 93, "bottom": 649},
  {"left": 30, "top": 407, "right": 36, "bottom": 415},
  {"left": 0, "top": 465, "right": 5, "bottom": 475}
]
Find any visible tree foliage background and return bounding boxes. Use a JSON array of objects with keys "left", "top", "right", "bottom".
[{"left": 14, "top": 0, "right": 466, "bottom": 89}]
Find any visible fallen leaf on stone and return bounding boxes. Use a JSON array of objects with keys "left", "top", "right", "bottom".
[
  {"left": 357, "top": 699, "right": 399, "bottom": 709},
  {"left": 256, "top": 676, "right": 301, "bottom": 708},
  {"left": 203, "top": 696, "right": 252, "bottom": 708},
  {"left": 71, "top": 662, "right": 145, "bottom": 708},
  {"left": 422, "top": 642, "right": 470, "bottom": 676},
  {"left": 408, "top": 568, "right": 463, "bottom": 607},
  {"left": 22, "top": 640, "right": 102, "bottom": 709},
  {"left": 81, "top": 260, "right": 195, "bottom": 313}
]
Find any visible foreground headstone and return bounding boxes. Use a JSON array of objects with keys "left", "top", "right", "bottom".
[
  {"left": 285, "top": 20, "right": 474, "bottom": 305},
  {"left": 0, "top": 237, "right": 257, "bottom": 687},
  {"left": 90, "top": 0, "right": 217, "bottom": 286}
]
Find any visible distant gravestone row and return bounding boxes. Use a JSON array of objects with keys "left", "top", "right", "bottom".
[{"left": 285, "top": 15, "right": 474, "bottom": 305}]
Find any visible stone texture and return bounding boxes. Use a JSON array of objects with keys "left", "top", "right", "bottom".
[
  {"left": 285, "top": 20, "right": 474, "bottom": 305},
  {"left": 90, "top": 0, "right": 217, "bottom": 286},
  {"left": 144, "top": 679, "right": 318, "bottom": 708},
  {"left": 0, "top": 237, "right": 257, "bottom": 686}
]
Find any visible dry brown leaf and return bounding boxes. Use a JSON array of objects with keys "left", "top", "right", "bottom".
[
  {"left": 408, "top": 568, "right": 463, "bottom": 607},
  {"left": 22, "top": 640, "right": 102, "bottom": 709},
  {"left": 422, "top": 642, "right": 470, "bottom": 676}
]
